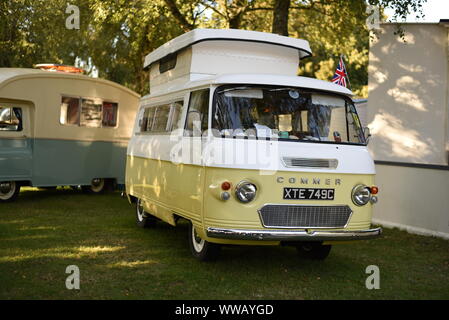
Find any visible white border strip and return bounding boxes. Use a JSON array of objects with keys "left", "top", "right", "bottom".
[{"left": 373, "top": 219, "right": 449, "bottom": 240}]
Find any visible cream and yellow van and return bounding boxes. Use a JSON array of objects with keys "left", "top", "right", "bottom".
[
  {"left": 0, "top": 66, "right": 139, "bottom": 202},
  {"left": 125, "top": 29, "right": 381, "bottom": 261}
]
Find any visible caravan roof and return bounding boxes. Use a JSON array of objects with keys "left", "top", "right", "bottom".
[
  {"left": 144, "top": 29, "right": 312, "bottom": 68},
  {"left": 0, "top": 68, "right": 139, "bottom": 97}
]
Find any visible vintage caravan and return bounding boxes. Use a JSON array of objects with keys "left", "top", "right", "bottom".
[
  {"left": 0, "top": 67, "right": 139, "bottom": 202},
  {"left": 126, "top": 29, "right": 381, "bottom": 261}
]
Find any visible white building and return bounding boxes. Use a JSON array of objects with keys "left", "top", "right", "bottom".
[{"left": 367, "top": 20, "right": 449, "bottom": 239}]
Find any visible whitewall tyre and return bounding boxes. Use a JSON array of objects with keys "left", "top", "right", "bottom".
[
  {"left": 188, "top": 222, "right": 221, "bottom": 261},
  {"left": 81, "top": 178, "right": 106, "bottom": 194},
  {"left": 0, "top": 181, "right": 20, "bottom": 202},
  {"left": 136, "top": 198, "right": 157, "bottom": 228}
]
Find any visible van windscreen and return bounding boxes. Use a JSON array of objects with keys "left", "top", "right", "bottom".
[{"left": 213, "top": 85, "right": 365, "bottom": 145}]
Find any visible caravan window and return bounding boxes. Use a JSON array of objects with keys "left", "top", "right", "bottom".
[
  {"left": 60, "top": 96, "right": 118, "bottom": 128},
  {"left": 81, "top": 98, "right": 102, "bottom": 128},
  {"left": 0, "top": 106, "right": 22, "bottom": 131},
  {"left": 60, "top": 97, "right": 80, "bottom": 125},
  {"left": 102, "top": 102, "right": 118, "bottom": 127}
]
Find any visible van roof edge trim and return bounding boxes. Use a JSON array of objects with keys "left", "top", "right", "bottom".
[{"left": 141, "top": 74, "right": 354, "bottom": 100}]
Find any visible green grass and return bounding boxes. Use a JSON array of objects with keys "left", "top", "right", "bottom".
[{"left": 0, "top": 187, "right": 448, "bottom": 300}]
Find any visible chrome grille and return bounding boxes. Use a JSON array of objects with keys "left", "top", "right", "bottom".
[
  {"left": 282, "top": 157, "right": 338, "bottom": 169},
  {"left": 258, "top": 205, "right": 352, "bottom": 229}
]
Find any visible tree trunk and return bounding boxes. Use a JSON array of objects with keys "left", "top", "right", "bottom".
[
  {"left": 229, "top": 12, "right": 243, "bottom": 29},
  {"left": 272, "top": 0, "right": 291, "bottom": 36},
  {"left": 163, "top": 0, "right": 194, "bottom": 32}
]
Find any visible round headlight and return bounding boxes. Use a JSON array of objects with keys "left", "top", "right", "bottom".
[
  {"left": 235, "top": 181, "right": 257, "bottom": 203},
  {"left": 352, "top": 184, "right": 371, "bottom": 206}
]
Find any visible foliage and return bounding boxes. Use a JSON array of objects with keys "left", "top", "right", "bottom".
[{"left": 0, "top": 0, "right": 427, "bottom": 96}]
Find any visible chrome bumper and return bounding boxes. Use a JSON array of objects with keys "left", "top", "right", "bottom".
[{"left": 206, "top": 227, "right": 382, "bottom": 241}]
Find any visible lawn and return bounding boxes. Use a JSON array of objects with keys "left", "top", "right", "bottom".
[{"left": 0, "top": 187, "right": 448, "bottom": 300}]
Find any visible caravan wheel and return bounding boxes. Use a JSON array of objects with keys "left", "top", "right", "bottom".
[
  {"left": 0, "top": 181, "right": 20, "bottom": 202},
  {"left": 81, "top": 178, "right": 106, "bottom": 194}
]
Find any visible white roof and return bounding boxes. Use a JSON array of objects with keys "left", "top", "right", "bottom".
[
  {"left": 144, "top": 29, "right": 312, "bottom": 68},
  {"left": 143, "top": 73, "right": 353, "bottom": 100},
  {"left": 0, "top": 68, "right": 139, "bottom": 97}
]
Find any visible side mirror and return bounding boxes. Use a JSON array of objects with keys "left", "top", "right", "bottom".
[{"left": 363, "top": 127, "right": 371, "bottom": 144}]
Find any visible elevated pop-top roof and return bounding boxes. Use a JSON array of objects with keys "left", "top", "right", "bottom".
[{"left": 144, "top": 29, "right": 312, "bottom": 68}]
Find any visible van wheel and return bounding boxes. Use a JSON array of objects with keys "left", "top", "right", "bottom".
[
  {"left": 81, "top": 178, "right": 106, "bottom": 194},
  {"left": 136, "top": 198, "right": 157, "bottom": 228},
  {"left": 296, "top": 242, "right": 332, "bottom": 260},
  {"left": 188, "top": 222, "right": 221, "bottom": 261},
  {"left": 0, "top": 181, "right": 20, "bottom": 202}
]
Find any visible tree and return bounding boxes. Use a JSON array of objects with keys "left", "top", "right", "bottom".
[
  {"left": 0, "top": 0, "right": 428, "bottom": 97},
  {"left": 272, "top": 0, "right": 290, "bottom": 35}
]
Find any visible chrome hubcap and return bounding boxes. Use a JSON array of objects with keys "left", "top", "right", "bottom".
[
  {"left": 0, "top": 182, "right": 12, "bottom": 194},
  {"left": 136, "top": 199, "right": 144, "bottom": 222},
  {"left": 90, "top": 178, "right": 104, "bottom": 192},
  {"left": 0, "top": 181, "right": 15, "bottom": 200}
]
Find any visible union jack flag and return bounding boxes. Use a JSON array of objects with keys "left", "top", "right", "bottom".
[{"left": 332, "top": 56, "right": 349, "bottom": 88}]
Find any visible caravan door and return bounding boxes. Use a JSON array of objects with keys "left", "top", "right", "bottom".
[{"left": 0, "top": 101, "right": 33, "bottom": 193}]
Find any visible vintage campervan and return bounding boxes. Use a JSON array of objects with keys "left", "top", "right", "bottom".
[
  {"left": 0, "top": 67, "right": 140, "bottom": 202},
  {"left": 125, "top": 29, "right": 381, "bottom": 261}
]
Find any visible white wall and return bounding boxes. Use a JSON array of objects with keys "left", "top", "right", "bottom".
[
  {"left": 368, "top": 23, "right": 449, "bottom": 166},
  {"left": 373, "top": 164, "right": 449, "bottom": 240},
  {"left": 368, "top": 23, "right": 449, "bottom": 239}
]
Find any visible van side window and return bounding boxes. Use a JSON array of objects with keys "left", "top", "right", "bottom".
[
  {"left": 152, "top": 105, "right": 171, "bottom": 132},
  {"left": 140, "top": 100, "right": 184, "bottom": 133},
  {"left": 141, "top": 107, "right": 155, "bottom": 132},
  {"left": 60, "top": 96, "right": 119, "bottom": 128},
  {"left": 0, "top": 106, "right": 22, "bottom": 131},
  {"left": 185, "top": 89, "right": 209, "bottom": 136},
  {"left": 167, "top": 101, "right": 183, "bottom": 131}
]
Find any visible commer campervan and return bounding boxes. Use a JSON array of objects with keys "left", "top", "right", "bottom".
[{"left": 125, "top": 29, "right": 381, "bottom": 261}]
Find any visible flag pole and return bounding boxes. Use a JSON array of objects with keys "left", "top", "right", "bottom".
[{"left": 341, "top": 54, "right": 352, "bottom": 90}]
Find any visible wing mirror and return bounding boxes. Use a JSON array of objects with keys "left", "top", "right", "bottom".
[{"left": 363, "top": 127, "right": 371, "bottom": 144}]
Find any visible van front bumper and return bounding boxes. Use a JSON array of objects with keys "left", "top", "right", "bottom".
[{"left": 206, "top": 227, "right": 382, "bottom": 242}]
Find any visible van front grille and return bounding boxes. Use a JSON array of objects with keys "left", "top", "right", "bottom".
[
  {"left": 282, "top": 157, "right": 338, "bottom": 169},
  {"left": 258, "top": 204, "right": 352, "bottom": 229}
]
